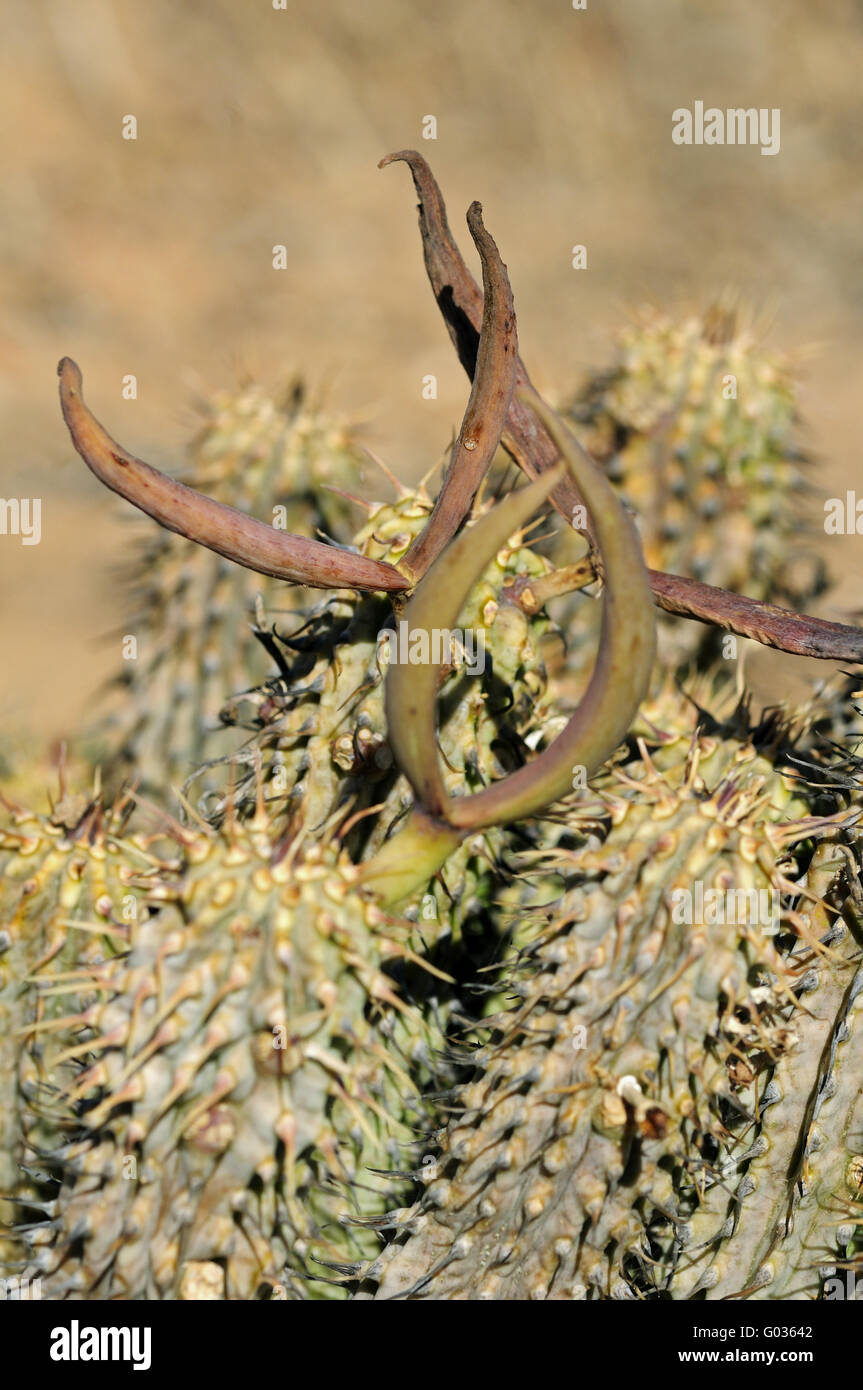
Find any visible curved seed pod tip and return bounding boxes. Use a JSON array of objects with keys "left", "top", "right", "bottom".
[
  {"left": 57, "top": 357, "right": 408, "bottom": 593},
  {"left": 382, "top": 151, "right": 863, "bottom": 664},
  {"left": 400, "top": 200, "right": 517, "bottom": 583}
]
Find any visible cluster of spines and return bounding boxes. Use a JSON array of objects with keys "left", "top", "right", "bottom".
[
  {"left": 92, "top": 379, "right": 369, "bottom": 796},
  {"left": 0, "top": 783, "right": 455, "bottom": 1299},
  {"left": 351, "top": 715, "right": 863, "bottom": 1300},
  {"left": 561, "top": 305, "right": 824, "bottom": 670},
  {"left": 6, "top": 291, "right": 861, "bottom": 1301}
]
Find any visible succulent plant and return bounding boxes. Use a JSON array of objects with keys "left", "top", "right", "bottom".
[
  {"left": 94, "top": 379, "right": 368, "bottom": 796},
  {"left": 568, "top": 306, "right": 821, "bottom": 599},
  {"left": 3, "top": 150, "right": 863, "bottom": 1305},
  {"left": 353, "top": 701, "right": 863, "bottom": 1300},
  {"left": 3, "top": 785, "right": 446, "bottom": 1299},
  {"left": 558, "top": 305, "right": 826, "bottom": 672},
  {"left": 0, "top": 783, "right": 159, "bottom": 1273}
]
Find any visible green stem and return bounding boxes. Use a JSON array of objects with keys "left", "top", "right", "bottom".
[{"left": 358, "top": 807, "right": 464, "bottom": 908}]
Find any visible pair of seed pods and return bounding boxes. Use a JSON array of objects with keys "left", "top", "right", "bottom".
[
  {"left": 365, "top": 394, "right": 656, "bottom": 903},
  {"left": 57, "top": 181, "right": 655, "bottom": 906},
  {"left": 59, "top": 360, "right": 655, "bottom": 904}
]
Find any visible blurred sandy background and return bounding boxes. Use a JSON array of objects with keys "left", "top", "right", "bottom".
[{"left": 2, "top": 0, "right": 863, "bottom": 740}]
